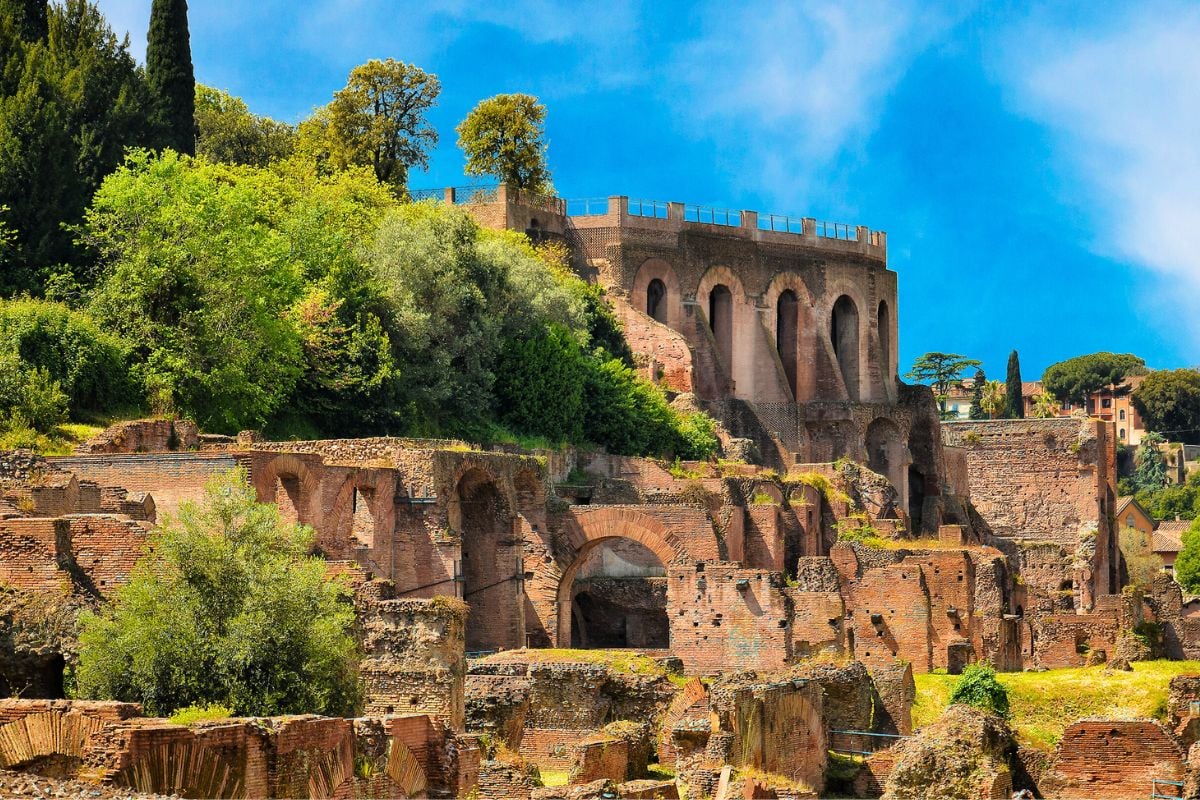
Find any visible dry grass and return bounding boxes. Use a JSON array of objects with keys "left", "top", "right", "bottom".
[
  {"left": 914, "top": 660, "right": 1200, "bottom": 750},
  {"left": 477, "top": 648, "right": 688, "bottom": 684}
]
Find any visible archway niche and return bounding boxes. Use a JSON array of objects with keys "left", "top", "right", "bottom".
[
  {"left": 273, "top": 474, "right": 302, "bottom": 525},
  {"left": 565, "top": 537, "right": 668, "bottom": 649},
  {"left": 877, "top": 300, "right": 891, "bottom": 387},
  {"left": 451, "top": 468, "right": 522, "bottom": 652},
  {"left": 777, "top": 289, "right": 799, "bottom": 399},
  {"left": 709, "top": 284, "right": 734, "bottom": 374},
  {"left": 351, "top": 487, "right": 375, "bottom": 549},
  {"left": 647, "top": 278, "right": 668, "bottom": 323},
  {"left": 831, "top": 295, "right": 860, "bottom": 400}
]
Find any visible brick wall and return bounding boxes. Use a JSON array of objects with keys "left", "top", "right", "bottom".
[
  {"left": 569, "top": 736, "right": 629, "bottom": 784},
  {"left": 1049, "top": 720, "right": 1185, "bottom": 799},
  {"left": 50, "top": 453, "right": 238, "bottom": 518}
]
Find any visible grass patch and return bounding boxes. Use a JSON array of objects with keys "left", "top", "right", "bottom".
[
  {"left": 914, "top": 660, "right": 1200, "bottom": 750},
  {"left": 646, "top": 763, "right": 676, "bottom": 781},
  {"left": 168, "top": 703, "right": 233, "bottom": 725},
  {"left": 478, "top": 648, "right": 685, "bottom": 684},
  {"left": 537, "top": 768, "right": 571, "bottom": 787}
]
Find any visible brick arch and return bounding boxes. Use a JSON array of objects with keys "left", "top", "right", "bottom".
[
  {"left": 327, "top": 471, "right": 398, "bottom": 577},
  {"left": 820, "top": 278, "right": 876, "bottom": 402},
  {"left": 631, "top": 257, "right": 682, "bottom": 329},
  {"left": 0, "top": 711, "right": 104, "bottom": 771},
  {"left": 256, "top": 454, "right": 321, "bottom": 526},
  {"left": 554, "top": 507, "right": 688, "bottom": 644},
  {"left": 763, "top": 272, "right": 819, "bottom": 403},
  {"left": 513, "top": 467, "right": 544, "bottom": 516},
  {"left": 696, "top": 265, "right": 755, "bottom": 398}
]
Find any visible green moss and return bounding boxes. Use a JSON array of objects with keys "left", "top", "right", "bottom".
[
  {"left": 168, "top": 703, "right": 233, "bottom": 725},
  {"left": 751, "top": 492, "right": 776, "bottom": 505}
]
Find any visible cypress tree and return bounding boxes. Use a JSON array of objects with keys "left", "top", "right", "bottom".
[
  {"left": 146, "top": 0, "right": 194, "bottom": 155},
  {"left": 1, "top": 0, "right": 48, "bottom": 41},
  {"left": 1006, "top": 350, "right": 1024, "bottom": 419},
  {"left": 969, "top": 368, "right": 986, "bottom": 420}
]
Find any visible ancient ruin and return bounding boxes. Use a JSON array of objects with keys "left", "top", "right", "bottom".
[{"left": 1, "top": 187, "right": 1197, "bottom": 798}]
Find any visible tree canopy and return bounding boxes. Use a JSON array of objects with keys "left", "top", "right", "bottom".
[
  {"left": 1041, "top": 352, "right": 1147, "bottom": 404},
  {"left": 905, "top": 352, "right": 981, "bottom": 419},
  {"left": 145, "top": 0, "right": 194, "bottom": 155},
  {"left": 457, "top": 93, "right": 552, "bottom": 193},
  {"left": 1173, "top": 518, "right": 1200, "bottom": 594},
  {"left": 299, "top": 59, "right": 439, "bottom": 190},
  {"left": 1132, "top": 369, "right": 1200, "bottom": 445},
  {"left": 75, "top": 469, "right": 361, "bottom": 717},
  {"left": 195, "top": 84, "right": 294, "bottom": 166}
]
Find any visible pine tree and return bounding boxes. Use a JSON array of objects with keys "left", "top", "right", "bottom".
[
  {"left": 1006, "top": 350, "right": 1024, "bottom": 419},
  {"left": 1133, "top": 432, "right": 1169, "bottom": 493},
  {"left": 1, "top": 0, "right": 48, "bottom": 42},
  {"left": 146, "top": 0, "right": 194, "bottom": 155},
  {"left": 969, "top": 368, "right": 986, "bottom": 420}
]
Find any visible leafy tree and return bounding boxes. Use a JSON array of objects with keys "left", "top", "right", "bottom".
[
  {"left": 2, "top": 0, "right": 47, "bottom": 42},
  {"left": 75, "top": 469, "right": 361, "bottom": 717},
  {"left": 1173, "top": 518, "right": 1200, "bottom": 593},
  {"left": 906, "top": 352, "right": 981, "bottom": 419},
  {"left": 980, "top": 380, "right": 1006, "bottom": 420},
  {"left": 84, "top": 151, "right": 306, "bottom": 431},
  {"left": 1132, "top": 431, "right": 1168, "bottom": 493},
  {"left": 1041, "top": 352, "right": 1147, "bottom": 405},
  {"left": 300, "top": 59, "right": 439, "bottom": 190},
  {"left": 0, "top": 349, "right": 67, "bottom": 433},
  {"left": 1133, "top": 369, "right": 1200, "bottom": 445},
  {"left": 1119, "top": 525, "right": 1163, "bottom": 590},
  {"left": 145, "top": 0, "right": 194, "bottom": 155},
  {"left": 195, "top": 84, "right": 294, "bottom": 166},
  {"left": 1030, "top": 392, "right": 1062, "bottom": 419},
  {"left": 0, "top": 0, "right": 149, "bottom": 291},
  {"left": 0, "top": 297, "right": 133, "bottom": 412},
  {"left": 968, "top": 368, "right": 986, "bottom": 420},
  {"left": 494, "top": 323, "right": 585, "bottom": 443},
  {"left": 1138, "top": 471, "right": 1200, "bottom": 522},
  {"left": 457, "top": 93, "right": 552, "bottom": 193},
  {"left": 948, "top": 663, "right": 1009, "bottom": 717},
  {"left": 1005, "top": 350, "right": 1023, "bottom": 419}
]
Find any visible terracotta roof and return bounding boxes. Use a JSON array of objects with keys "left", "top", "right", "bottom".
[
  {"left": 1157, "top": 520, "right": 1191, "bottom": 534},
  {"left": 1154, "top": 528, "right": 1185, "bottom": 553},
  {"left": 1022, "top": 381, "right": 1044, "bottom": 397}
]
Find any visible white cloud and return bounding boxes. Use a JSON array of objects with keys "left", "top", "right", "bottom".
[
  {"left": 1001, "top": 5, "right": 1200, "bottom": 357},
  {"left": 664, "top": 1, "right": 965, "bottom": 208}
]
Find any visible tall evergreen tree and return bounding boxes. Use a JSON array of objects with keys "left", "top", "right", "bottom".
[
  {"left": 145, "top": 0, "right": 194, "bottom": 155},
  {"left": 969, "top": 368, "right": 987, "bottom": 420},
  {"left": 1006, "top": 350, "right": 1024, "bottom": 418},
  {"left": 1, "top": 0, "right": 48, "bottom": 42}
]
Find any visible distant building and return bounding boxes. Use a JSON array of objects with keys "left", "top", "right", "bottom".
[
  {"left": 1022, "top": 376, "right": 1147, "bottom": 446},
  {"left": 1116, "top": 496, "right": 1155, "bottom": 540},
  {"left": 943, "top": 378, "right": 977, "bottom": 420},
  {"left": 1154, "top": 520, "right": 1191, "bottom": 574}
]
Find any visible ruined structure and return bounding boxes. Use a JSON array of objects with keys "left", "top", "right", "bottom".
[{"left": 2, "top": 185, "right": 1199, "bottom": 798}]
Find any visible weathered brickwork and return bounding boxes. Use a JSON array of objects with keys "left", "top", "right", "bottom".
[{"left": 1046, "top": 719, "right": 1185, "bottom": 799}]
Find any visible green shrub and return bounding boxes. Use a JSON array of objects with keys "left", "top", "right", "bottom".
[
  {"left": 0, "top": 299, "right": 135, "bottom": 413},
  {"left": 948, "top": 663, "right": 1009, "bottom": 717},
  {"left": 493, "top": 324, "right": 584, "bottom": 443},
  {"left": 168, "top": 703, "right": 233, "bottom": 725},
  {"left": 0, "top": 352, "right": 68, "bottom": 433}
]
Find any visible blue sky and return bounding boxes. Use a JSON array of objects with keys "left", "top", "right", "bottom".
[{"left": 96, "top": 0, "right": 1200, "bottom": 380}]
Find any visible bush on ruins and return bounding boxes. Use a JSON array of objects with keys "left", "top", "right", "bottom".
[
  {"left": 947, "top": 663, "right": 1009, "bottom": 718},
  {"left": 74, "top": 469, "right": 362, "bottom": 717}
]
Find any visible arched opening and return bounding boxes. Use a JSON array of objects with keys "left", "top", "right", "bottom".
[
  {"left": 351, "top": 487, "right": 375, "bottom": 549},
  {"left": 877, "top": 300, "right": 891, "bottom": 386},
  {"left": 831, "top": 295, "right": 860, "bottom": 400},
  {"left": 565, "top": 538, "right": 668, "bottom": 649},
  {"left": 908, "top": 466, "right": 925, "bottom": 532},
  {"left": 709, "top": 284, "right": 734, "bottom": 374},
  {"left": 452, "top": 469, "right": 522, "bottom": 652},
  {"left": 777, "top": 289, "right": 799, "bottom": 398},
  {"left": 647, "top": 278, "right": 668, "bottom": 323},
  {"left": 273, "top": 474, "right": 302, "bottom": 524}
]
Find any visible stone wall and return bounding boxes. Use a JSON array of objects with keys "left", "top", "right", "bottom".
[{"left": 75, "top": 420, "right": 199, "bottom": 454}]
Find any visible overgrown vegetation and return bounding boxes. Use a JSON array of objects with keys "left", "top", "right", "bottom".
[
  {"left": 915, "top": 661, "right": 1200, "bottom": 750},
  {"left": 947, "top": 663, "right": 1009, "bottom": 717},
  {"left": 74, "top": 469, "right": 362, "bottom": 717}
]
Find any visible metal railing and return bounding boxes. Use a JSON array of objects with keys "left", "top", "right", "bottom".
[
  {"left": 816, "top": 220, "right": 857, "bottom": 241},
  {"left": 829, "top": 729, "right": 906, "bottom": 757},
  {"left": 452, "top": 185, "right": 499, "bottom": 205},
  {"left": 407, "top": 187, "right": 444, "bottom": 202},
  {"left": 628, "top": 198, "right": 669, "bottom": 219},
  {"left": 1151, "top": 778, "right": 1184, "bottom": 799},
  {"left": 759, "top": 213, "right": 804, "bottom": 234},
  {"left": 685, "top": 204, "right": 741, "bottom": 227},
  {"left": 566, "top": 197, "right": 610, "bottom": 216}
]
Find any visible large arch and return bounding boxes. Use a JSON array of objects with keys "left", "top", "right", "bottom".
[
  {"left": 569, "top": 537, "right": 668, "bottom": 648},
  {"left": 696, "top": 265, "right": 753, "bottom": 398},
  {"left": 0, "top": 711, "right": 104, "bottom": 775},
  {"left": 865, "top": 417, "right": 908, "bottom": 504},
  {"left": 452, "top": 467, "right": 523, "bottom": 652},
  {"left": 554, "top": 507, "right": 685, "bottom": 645},
  {"left": 776, "top": 290, "right": 799, "bottom": 399},
  {"left": 255, "top": 454, "right": 320, "bottom": 527},
  {"left": 630, "top": 258, "right": 682, "bottom": 329},
  {"left": 831, "top": 295, "right": 861, "bottom": 401},
  {"left": 764, "top": 272, "right": 819, "bottom": 402}
]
